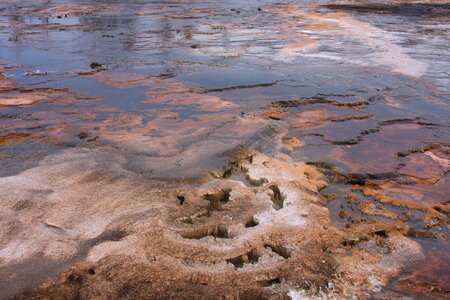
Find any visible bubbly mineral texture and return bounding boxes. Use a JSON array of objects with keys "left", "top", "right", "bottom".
[
  {"left": 0, "top": 145, "right": 424, "bottom": 299},
  {"left": 0, "top": 0, "right": 449, "bottom": 299}
]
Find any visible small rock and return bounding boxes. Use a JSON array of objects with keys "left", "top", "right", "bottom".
[
  {"left": 90, "top": 62, "right": 106, "bottom": 70},
  {"left": 25, "top": 70, "right": 48, "bottom": 76},
  {"left": 86, "top": 136, "right": 99, "bottom": 142},
  {"left": 77, "top": 132, "right": 88, "bottom": 139},
  {"left": 158, "top": 69, "right": 175, "bottom": 79},
  {"left": 44, "top": 222, "right": 66, "bottom": 232}
]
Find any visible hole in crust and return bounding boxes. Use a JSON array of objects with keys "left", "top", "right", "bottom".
[
  {"left": 204, "top": 188, "right": 232, "bottom": 210},
  {"left": 177, "top": 210, "right": 210, "bottom": 224},
  {"left": 177, "top": 195, "right": 185, "bottom": 205},
  {"left": 87, "top": 268, "right": 95, "bottom": 275},
  {"left": 258, "top": 277, "right": 282, "bottom": 287},
  {"left": 226, "top": 249, "right": 260, "bottom": 268},
  {"left": 222, "top": 159, "right": 266, "bottom": 187},
  {"left": 243, "top": 172, "right": 268, "bottom": 187},
  {"left": 269, "top": 185, "right": 286, "bottom": 210},
  {"left": 181, "top": 225, "right": 231, "bottom": 239},
  {"left": 244, "top": 215, "right": 259, "bottom": 228},
  {"left": 265, "top": 244, "right": 291, "bottom": 259},
  {"left": 222, "top": 162, "right": 240, "bottom": 178},
  {"left": 374, "top": 230, "right": 388, "bottom": 238},
  {"left": 85, "top": 229, "right": 127, "bottom": 248},
  {"left": 67, "top": 272, "right": 84, "bottom": 284}
]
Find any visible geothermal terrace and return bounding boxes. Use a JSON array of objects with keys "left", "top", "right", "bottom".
[{"left": 0, "top": 0, "right": 449, "bottom": 299}]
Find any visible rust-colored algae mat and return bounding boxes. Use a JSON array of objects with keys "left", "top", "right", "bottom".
[{"left": 0, "top": 0, "right": 448, "bottom": 299}]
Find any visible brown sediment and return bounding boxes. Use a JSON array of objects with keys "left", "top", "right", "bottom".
[
  {"left": 0, "top": 93, "right": 48, "bottom": 106},
  {"left": 271, "top": 96, "right": 369, "bottom": 110},
  {"left": 187, "top": 8, "right": 213, "bottom": 14},
  {"left": 352, "top": 196, "right": 399, "bottom": 220},
  {"left": 318, "top": 168, "right": 446, "bottom": 218},
  {"left": 0, "top": 76, "right": 44, "bottom": 106},
  {"left": 282, "top": 135, "right": 304, "bottom": 151},
  {"left": 353, "top": 184, "right": 445, "bottom": 228},
  {"left": 302, "top": 21, "right": 337, "bottom": 31},
  {"left": 144, "top": 91, "right": 236, "bottom": 112},
  {"left": 89, "top": 70, "right": 236, "bottom": 112},
  {"left": 355, "top": 184, "right": 433, "bottom": 211},
  {"left": 87, "top": 71, "right": 155, "bottom": 89},
  {"left": 324, "top": 2, "right": 450, "bottom": 16},
  {"left": 37, "top": 4, "right": 109, "bottom": 17},
  {"left": 259, "top": 108, "right": 288, "bottom": 120},
  {"left": 279, "top": 38, "right": 318, "bottom": 60},
  {"left": 0, "top": 71, "right": 245, "bottom": 176},
  {"left": 0, "top": 74, "right": 74, "bottom": 107},
  {"left": 205, "top": 82, "right": 279, "bottom": 93},
  {"left": 0, "top": 132, "right": 32, "bottom": 146},
  {"left": 309, "top": 153, "right": 448, "bottom": 238},
  {"left": 168, "top": 13, "right": 205, "bottom": 20},
  {"left": 0, "top": 75, "right": 15, "bottom": 91},
  {"left": 290, "top": 110, "right": 329, "bottom": 129},
  {"left": 271, "top": 96, "right": 332, "bottom": 108}
]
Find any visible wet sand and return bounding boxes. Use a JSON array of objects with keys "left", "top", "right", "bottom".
[{"left": 0, "top": 1, "right": 449, "bottom": 299}]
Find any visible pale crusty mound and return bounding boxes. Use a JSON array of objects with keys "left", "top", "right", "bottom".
[{"left": 0, "top": 146, "right": 422, "bottom": 299}]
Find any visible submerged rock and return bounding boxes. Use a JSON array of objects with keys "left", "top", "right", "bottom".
[{"left": 25, "top": 70, "right": 48, "bottom": 76}]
